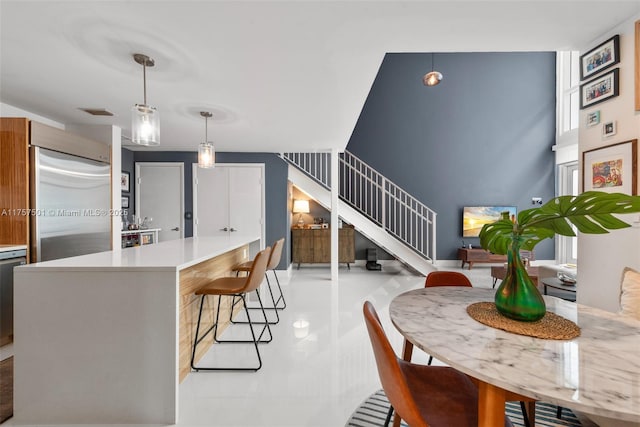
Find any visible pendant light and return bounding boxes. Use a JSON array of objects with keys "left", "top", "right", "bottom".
[
  {"left": 423, "top": 53, "right": 443, "bottom": 87},
  {"left": 131, "top": 53, "right": 160, "bottom": 146},
  {"left": 198, "top": 111, "right": 215, "bottom": 168}
]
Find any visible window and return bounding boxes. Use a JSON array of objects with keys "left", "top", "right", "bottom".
[
  {"left": 557, "top": 51, "right": 580, "bottom": 145},
  {"left": 557, "top": 161, "right": 578, "bottom": 264}
]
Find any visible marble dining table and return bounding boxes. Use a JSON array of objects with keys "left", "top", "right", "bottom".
[{"left": 389, "top": 287, "right": 640, "bottom": 427}]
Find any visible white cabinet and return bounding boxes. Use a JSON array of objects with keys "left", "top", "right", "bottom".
[{"left": 193, "top": 164, "right": 264, "bottom": 246}]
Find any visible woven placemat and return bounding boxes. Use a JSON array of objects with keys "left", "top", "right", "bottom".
[{"left": 467, "top": 302, "right": 580, "bottom": 340}]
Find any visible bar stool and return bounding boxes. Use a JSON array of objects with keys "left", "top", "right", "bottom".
[
  {"left": 232, "top": 238, "right": 286, "bottom": 325},
  {"left": 190, "top": 246, "right": 272, "bottom": 372}
]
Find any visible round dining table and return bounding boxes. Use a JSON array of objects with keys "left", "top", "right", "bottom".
[{"left": 389, "top": 287, "right": 640, "bottom": 427}]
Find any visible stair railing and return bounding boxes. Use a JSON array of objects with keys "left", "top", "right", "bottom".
[{"left": 283, "top": 151, "right": 436, "bottom": 263}]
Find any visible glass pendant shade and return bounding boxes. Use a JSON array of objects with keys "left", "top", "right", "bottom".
[
  {"left": 131, "top": 104, "right": 160, "bottom": 146},
  {"left": 423, "top": 71, "right": 443, "bottom": 86},
  {"left": 423, "top": 52, "right": 443, "bottom": 86},
  {"left": 131, "top": 53, "right": 160, "bottom": 146},
  {"left": 198, "top": 141, "right": 215, "bottom": 168},
  {"left": 197, "top": 111, "right": 215, "bottom": 168}
]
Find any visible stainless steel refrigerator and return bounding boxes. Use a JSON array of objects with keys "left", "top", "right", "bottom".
[{"left": 31, "top": 147, "right": 111, "bottom": 262}]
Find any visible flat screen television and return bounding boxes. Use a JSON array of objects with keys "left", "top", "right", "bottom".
[{"left": 462, "top": 206, "right": 517, "bottom": 237}]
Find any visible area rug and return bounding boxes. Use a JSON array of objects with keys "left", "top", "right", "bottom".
[{"left": 345, "top": 389, "right": 582, "bottom": 427}]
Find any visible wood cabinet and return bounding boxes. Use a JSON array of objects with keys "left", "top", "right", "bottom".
[
  {"left": 292, "top": 227, "right": 355, "bottom": 268},
  {"left": 0, "top": 118, "right": 30, "bottom": 249},
  {"left": 458, "top": 248, "right": 534, "bottom": 270}
]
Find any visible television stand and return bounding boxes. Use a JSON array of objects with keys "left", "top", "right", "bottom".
[
  {"left": 457, "top": 248, "right": 506, "bottom": 269},
  {"left": 457, "top": 248, "right": 534, "bottom": 270}
]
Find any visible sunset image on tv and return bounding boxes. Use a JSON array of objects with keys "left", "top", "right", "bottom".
[{"left": 463, "top": 206, "right": 517, "bottom": 237}]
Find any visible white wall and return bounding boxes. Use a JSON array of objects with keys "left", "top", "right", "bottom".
[
  {"left": 577, "top": 15, "right": 640, "bottom": 312},
  {"left": 0, "top": 103, "right": 64, "bottom": 129}
]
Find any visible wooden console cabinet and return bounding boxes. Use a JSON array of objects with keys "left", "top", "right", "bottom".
[
  {"left": 458, "top": 248, "right": 533, "bottom": 270},
  {"left": 292, "top": 227, "right": 355, "bottom": 268}
]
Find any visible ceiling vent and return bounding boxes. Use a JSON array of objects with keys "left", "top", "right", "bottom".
[{"left": 79, "top": 108, "right": 114, "bottom": 116}]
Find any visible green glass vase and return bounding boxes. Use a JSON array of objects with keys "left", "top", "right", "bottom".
[{"left": 494, "top": 237, "right": 546, "bottom": 321}]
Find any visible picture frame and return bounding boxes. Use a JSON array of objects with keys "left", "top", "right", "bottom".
[
  {"left": 582, "top": 139, "right": 637, "bottom": 195},
  {"left": 580, "top": 34, "right": 620, "bottom": 81},
  {"left": 121, "top": 196, "right": 130, "bottom": 209},
  {"left": 586, "top": 110, "right": 600, "bottom": 127},
  {"left": 580, "top": 68, "right": 619, "bottom": 109},
  {"left": 121, "top": 171, "right": 130, "bottom": 192},
  {"left": 602, "top": 121, "right": 617, "bottom": 137}
]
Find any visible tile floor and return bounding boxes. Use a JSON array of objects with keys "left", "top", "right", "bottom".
[
  {"left": 4, "top": 263, "right": 584, "bottom": 427},
  {"left": 177, "top": 262, "right": 482, "bottom": 427}
]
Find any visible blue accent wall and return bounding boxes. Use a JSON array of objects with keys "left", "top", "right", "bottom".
[
  {"left": 346, "top": 52, "right": 557, "bottom": 260},
  {"left": 127, "top": 150, "right": 290, "bottom": 269}
]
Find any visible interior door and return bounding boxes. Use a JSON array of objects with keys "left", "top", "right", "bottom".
[
  {"left": 136, "top": 162, "right": 184, "bottom": 242},
  {"left": 193, "top": 167, "right": 230, "bottom": 237},
  {"left": 193, "top": 164, "right": 264, "bottom": 246},
  {"left": 228, "top": 167, "right": 262, "bottom": 238}
]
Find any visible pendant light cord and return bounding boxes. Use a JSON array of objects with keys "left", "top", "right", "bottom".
[{"left": 142, "top": 62, "right": 147, "bottom": 105}]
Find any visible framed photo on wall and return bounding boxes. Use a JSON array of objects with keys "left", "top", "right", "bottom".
[
  {"left": 122, "top": 196, "right": 130, "bottom": 209},
  {"left": 602, "top": 121, "right": 617, "bottom": 137},
  {"left": 580, "top": 68, "right": 619, "bottom": 109},
  {"left": 121, "top": 171, "right": 130, "bottom": 192},
  {"left": 582, "top": 139, "right": 637, "bottom": 195},
  {"left": 580, "top": 34, "right": 620, "bottom": 80},
  {"left": 586, "top": 110, "right": 600, "bottom": 127}
]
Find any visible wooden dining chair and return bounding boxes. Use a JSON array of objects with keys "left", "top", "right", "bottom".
[
  {"left": 363, "top": 301, "right": 513, "bottom": 427},
  {"left": 190, "top": 247, "right": 272, "bottom": 372}
]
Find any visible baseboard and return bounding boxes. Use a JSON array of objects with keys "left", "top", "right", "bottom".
[
  {"left": 285, "top": 259, "right": 404, "bottom": 269},
  {"left": 435, "top": 259, "right": 558, "bottom": 269}
]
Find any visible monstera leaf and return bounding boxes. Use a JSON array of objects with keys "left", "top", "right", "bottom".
[{"left": 479, "top": 191, "right": 640, "bottom": 255}]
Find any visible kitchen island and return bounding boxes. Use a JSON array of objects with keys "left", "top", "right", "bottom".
[{"left": 13, "top": 235, "right": 260, "bottom": 425}]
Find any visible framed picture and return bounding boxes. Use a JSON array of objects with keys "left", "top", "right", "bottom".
[
  {"left": 121, "top": 172, "right": 130, "bottom": 192},
  {"left": 583, "top": 139, "right": 637, "bottom": 195},
  {"left": 586, "top": 110, "right": 600, "bottom": 127},
  {"left": 580, "top": 34, "right": 619, "bottom": 80},
  {"left": 602, "top": 121, "right": 617, "bottom": 137},
  {"left": 580, "top": 68, "right": 619, "bottom": 109},
  {"left": 121, "top": 196, "right": 129, "bottom": 209}
]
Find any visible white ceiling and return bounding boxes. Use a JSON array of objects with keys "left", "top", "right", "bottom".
[{"left": 1, "top": 1, "right": 639, "bottom": 152}]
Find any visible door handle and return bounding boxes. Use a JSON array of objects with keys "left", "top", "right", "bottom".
[
  {"left": 230, "top": 227, "right": 238, "bottom": 232},
  {"left": 220, "top": 227, "right": 229, "bottom": 231},
  {"left": 171, "top": 227, "right": 180, "bottom": 231}
]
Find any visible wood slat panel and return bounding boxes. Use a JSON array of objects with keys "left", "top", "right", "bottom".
[
  {"left": 0, "top": 118, "right": 29, "bottom": 246},
  {"left": 178, "top": 245, "right": 247, "bottom": 382}
]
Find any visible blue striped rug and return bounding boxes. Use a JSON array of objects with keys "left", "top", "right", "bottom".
[{"left": 346, "top": 390, "right": 582, "bottom": 427}]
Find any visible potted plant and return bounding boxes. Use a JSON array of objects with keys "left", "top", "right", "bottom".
[{"left": 479, "top": 191, "right": 640, "bottom": 322}]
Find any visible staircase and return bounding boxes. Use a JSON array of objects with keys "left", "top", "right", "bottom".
[{"left": 283, "top": 151, "right": 437, "bottom": 276}]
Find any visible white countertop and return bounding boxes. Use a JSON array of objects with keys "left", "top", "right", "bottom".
[
  {"left": 0, "top": 244, "right": 27, "bottom": 253},
  {"left": 17, "top": 235, "right": 259, "bottom": 272}
]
